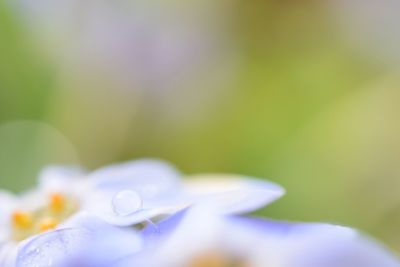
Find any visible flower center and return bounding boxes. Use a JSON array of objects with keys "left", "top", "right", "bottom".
[
  {"left": 11, "top": 193, "right": 78, "bottom": 241},
  {"left": 188, "top": 251, "right": 250, "bottom": 267}
]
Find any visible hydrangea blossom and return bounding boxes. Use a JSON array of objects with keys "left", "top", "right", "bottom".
[
  {"left": 0, "top": 159, "right": 284, "bottom": 266},
  {"left": 117, "top": 206, "right": 400, "bottom": 267}
]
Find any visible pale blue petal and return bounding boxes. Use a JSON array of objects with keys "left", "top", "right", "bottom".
[
  {"left": 88, "top": 159, "right": 181, "bottom": 199},
  {"left": 141, "top": 209, "right": 189, "bottom": 247},
  {"left": 182, "top": 174, "right": 285, "bottom": 214},
  {"left": 82, "top": 189, "right": 184, "bottom": 226},
  {"left": 138, "top": 210, "right": 400, "bottom": 267},
  {"left": 16, "top": 212, "right": 142, "bottom": 267},
  {"left": 85, "top": 163, "right": 283, "bottom": 226},
  {"left": 84, "top": 159, "right": 183, "bottom": 226},
  {"left": 229, "top": 217, "right": 400, "bottom": 267},
  {"left": 16, "top": 228, "right": 89, "bottom": 267},
  {"left": 0, "top": 243, "right": 17, "bottom": 267},
  {"left": 288, "top": 230, "right": 400, "bottom": 267}
]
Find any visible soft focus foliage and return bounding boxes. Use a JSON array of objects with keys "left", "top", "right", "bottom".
[{"left": 0, "top": 0, "right": 400, "bottom": 251}]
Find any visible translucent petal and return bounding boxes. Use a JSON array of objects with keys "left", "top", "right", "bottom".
[
  {"left": 89, "top": 159, "right": 181, "bottom": 199},
  {"left": 0, "top": 191, "right": 17, "bottom": 243},
  {"left": 182, "top": 174, "right": 285, "bottom": 214},
  {"left": 16, "top": 228, "right": 89, "bottom": 267},
  {"left": 83, "top": 159, "right": 183, "bottom": 226},
  {"left": 138, "top": 208, "right": 400, "bottom": 267},
  {"left": 83, "top": 188, "right": 183, "bottom": 226},
  {"left": 61, "top": 212, "right": 143, "bottom": 264},
  {"left": 282, "top": 226, "right": 400, "bottom": 267},
  {"left": 227, "top": 217, "right": 400, "bottom": 267},
  {"left": 141, "top": 209, "right": 189, "bottom": 244},
  {"left": 17, "top": 213, "right": 143, "bottom": 267},
  {"left": 0, "top": 190, "right": 17, "bottom": 218},
  {"left": 85, "top": 173, "right": 283, "bottom": 226},
  {"left": 38, "top": 165, "right": 84, "bottom": 194}
]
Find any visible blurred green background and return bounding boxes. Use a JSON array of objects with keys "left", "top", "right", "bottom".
[{"left": 1, "top": 0, "right": 400, "bottom": 249}]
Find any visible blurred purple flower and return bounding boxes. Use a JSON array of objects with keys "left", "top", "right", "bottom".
[
  {"left": 11, "top": 0, "right": 236, "bottom": 92},
  {"left": 118, "top": 206, "right": 400, "bottom": 267}
]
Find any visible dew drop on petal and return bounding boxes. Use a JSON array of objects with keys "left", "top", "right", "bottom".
[{"left": 112, "top": 190, "right": 143, "bottom": 216}]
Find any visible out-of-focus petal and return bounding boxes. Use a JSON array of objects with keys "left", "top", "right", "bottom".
[
  {"left": 136, "top": 205, "right": 230, "bottom": 266},
  {"left": 141, "top": 209, "right": 189, "bottom": 244},
  {"left": 61, "top": 212, "right": 143, "bottom": 265},
  {"left": 0, "top": 243, "right": 17, "bottom": 267},
  {"left": 38, "top": 165, "right": 84, "bottom": 194},
  {"left": 85, "top": 170, "right": 283, "bottom": 226},
  {"left": 0, "top": 190, "right": 17, "bottom": 220},
  {"left": 0, "top": 191, "right": 17, "bottom": 243},
  {"left": 83, "top": 159, "right": 183, "bottom": 225},
  {"left": 16, "top": 228, "right": 89, "bottom": 267},
  {"left": 137, "top": 207, "right": 400, "bottom": 267},
  {"left": 182, "top": 174, "right": 285, "bottom": 214},
  {"left": 83, "top": 189, "right": 183, "bottom": 226},
  {"left": 89, "top": 159, "right": 181, "bottom": 199},
  {"left": 16, "top": 212, "right": 142, "bottom": 267},
  {"left": 230, "top": 216, "right": 400, "bottom": 267},
  {"left": 280, "top": 225, "right": 400, "bottom": 267},
  {"left": 0, "top": 190, "right": 17, "bottom": 213}
]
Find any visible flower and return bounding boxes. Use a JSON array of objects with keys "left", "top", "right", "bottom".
[
  {"left": 116, "top": 206, "right": 400, "bottom": 267},
  {"left": 0, "top": 159, "right": 284, "bottom": 266}
]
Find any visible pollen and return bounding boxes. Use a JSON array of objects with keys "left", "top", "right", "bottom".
[
  {"left": 188, "top": 252, "right": 250, "bottom": 267},
  {"left": 12, "top": 211, "right": 33, "bottom": 230},
  {"left": 49, "top": 193, "right": 66, "bottom": 214},
  {"left": 38, "top": 217, "right": 59, "bottom": 232},
  {"left": 189, "top": 252, "right": 231, "bottom": 267}
]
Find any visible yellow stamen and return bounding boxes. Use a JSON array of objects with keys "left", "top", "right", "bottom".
[
  {"left": 189, "top": 252, "right": 250, "bottom": 267},
  {"left": 49, "top": 193, "right": 66, "bottom": 213},
  {"left": 12, "top": 211, "right": 33, "bottom": 230},
  {"left": 189, "top": 252, "right": 231, "bottom": 267},
  {"left": 38, "top": 217, "right": 59, "bottom": 232}
]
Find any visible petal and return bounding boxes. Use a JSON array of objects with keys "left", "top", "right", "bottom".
[
  {"left": 0, "top": 243, "right": 17, "bottom": 267},
  {"left": 62, "top": 212, "right": 143, "bottom": 264},
  {"left": 141, "top": 209, "right": 189, "bottom": 242},
  {"left": 182, "top": 174, "right": 285, "bottom": 214},
  {"left": 16, "top": 212, "right": 142, "bottom": 267},
  {"left": 38, "top": 165, "right": 84, "bottom": 194},
  {"left": 139, "top": 209, "right": 400, "bottom": 267},
  {"left": 16, "top": 228, "right": 89, "bottom": 267},
  {"left": 85, "top": 172, "right": 284, "bottom": 226},
  {"left": 88, "top": 159, "right": 181, "bottom": 199},
  {"left": 0, "top": 190, "right": 17, "bottom": 219},
  {"left": 0, "top": 191, "right": 17, "bottom": 243},
  {"left": 82, "top": 188, "right": 186, "bottom": 226},
  {"left": 228, "top": 217, "right": 400, "bottom": 267},
  {"left": 282, "top": 227, "right": 400, "bottom": 267},
  {"left": 140, "top": 206, "right": 228, "bottom": 266},
  {"left": 83, "top": 159, "right": 182, "bottom": 226}
]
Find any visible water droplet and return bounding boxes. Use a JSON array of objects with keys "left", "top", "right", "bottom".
[{"left": 112, "top": 190, "right": 142, "bottom": 216}]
